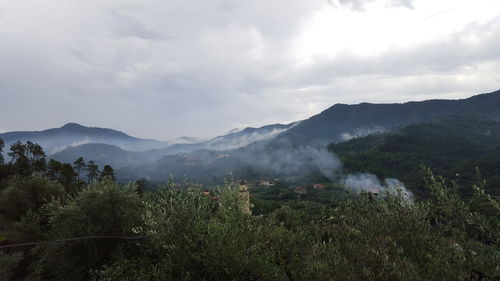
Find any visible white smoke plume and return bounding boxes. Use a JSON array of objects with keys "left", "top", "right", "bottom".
[{"left": 342, "top": 173, "right": 413, "bottom": 200}]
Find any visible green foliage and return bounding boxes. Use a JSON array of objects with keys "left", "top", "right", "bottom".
[
  {"left": 93, "top": 177, "right": 499, "bottom": 281},
  {"left": 0, "top": 176, "right": 65, "bottom": 226},
  {"left": 73, "top": 157, "right": 86, "bottom": 181},
  {"left": 86, "top": 160, "right": 99, "bottom": 184},
  {"left": 100, "top": 165, "right": 115, "bottom": 181},
  {"left": 46, "top": 159, "right": 79, "bottom": 191},
  {"left": 0, "top": 138, "right": 498, "bottom": 281},
  {"left": 0, "top": 251, "right": 23, "bottom": 281},
  {"left": 6, "top": 141, "right": 47, "bottom": 177},
  {"left": 250, "top": 183, "right": 354, "bottom": 215},
  {"left": 29, "top": 180, "right": 144, "bottom": 281},
  {"left": 330, "top": 115, "right": 500, "bottom": 197},
  {"left": 0, "top": 138, "right": 4, "bottom": 165}
]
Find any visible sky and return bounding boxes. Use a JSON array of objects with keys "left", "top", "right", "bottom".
[{"left": 1, "top": 0, "right": 499, "bottom": 140}]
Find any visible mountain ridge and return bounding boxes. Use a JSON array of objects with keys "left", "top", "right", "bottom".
[
  {"left": 281, "top": 89, "right": 500, "bottom": 144},
  {"left": 49, "top": 122, "right": 298, "bottom": 168},
  {"left": 0, "top": 122, "right": 169, "bottom": 154}
]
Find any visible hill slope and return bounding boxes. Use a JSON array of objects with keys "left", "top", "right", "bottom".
[
  {"left": 282, "top": 90, "right": 500, "bottom": 144},
  {"left": 329, "top": 115, "right": 500, "bottom": 196}
]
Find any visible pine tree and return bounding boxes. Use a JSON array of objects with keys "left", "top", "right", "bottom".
[
  {"left": 73, "top": 157, "right": 86, "bottom": 181},
  {"left": 47, "top": 159, "right": 63, "bottom": 181},
  {"left": 86, "top": 161, "right": 99, "bottom": 184},
  {"left": 0, "top": 138, "right": 4, "bottom": 164},
  {"left": 100, "top": 165, "right": 115, "bottom": 181}
]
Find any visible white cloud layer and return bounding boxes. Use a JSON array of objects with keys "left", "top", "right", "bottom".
[{"left": 0, "top": 0, "right": 499, "bottom": 139}]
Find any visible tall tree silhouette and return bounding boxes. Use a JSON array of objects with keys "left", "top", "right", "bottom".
[
  {"left": 26, "top": 141, "right": 46, "bottom": 173},
  {"left": 73, "top": 157, "right": 86, "bottom": 181},
  {"left": 47, "top": 159, "right": 63, "bottom": 181},
  {"left": 100, "top": 165, "right": 115, "bottom": 181},
  {"left": 86, "top": 161, "right": 99, "bottom": 184},
  {"left": 8, "top": 141, "right": 31, "bottom": 176},
  {"left": 0, "top": 138, "right": 4, "bottom": 164}
]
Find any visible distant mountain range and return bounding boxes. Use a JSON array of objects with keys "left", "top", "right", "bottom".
[
  {"left": 1, "top": 89, "right": 500, "bottom": 186},
  {"left": 0, "top": 123, "right": 169, "bottom": 154},
  {"left": 117, "top": 89, "right": 500, "bottom": 184},
  {"left": 0, "top": 121, "right": 298, "bottom": 169}
]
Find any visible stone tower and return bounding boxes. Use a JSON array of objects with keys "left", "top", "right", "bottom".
[{"left": 239, "top": 179, "right": 251, "bottom": 215}]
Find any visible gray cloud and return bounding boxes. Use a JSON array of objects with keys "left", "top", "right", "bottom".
[{"left": 0, "top": 0, "right": 498, "bottom": 140}]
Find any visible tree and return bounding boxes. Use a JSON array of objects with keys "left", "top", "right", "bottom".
[
  {"left": 7, "top": 141, "right": 25, "bottom": 164},
  {"left": 135, "top": 178, "right": 148, "bottom": 194},
  {"left": 100, "top": 165, "right": 115, "bottom": 181},
  {"left": 0, "top": 176, "right": 65, "bottom": 224},
  {"left": 0, "top": 138, "right": 4, "bottom": 164},
  {"left": 73, "top": 157, "right": 86, "bottom": 181},
  {"left": 0, "top": 251, "right": 23, "bottom": 281},
  {"left": 60, "top": 163, "right": 77, "bottom": 189},
  {"left": 86, "top": 161, "right": 99, "bottom": 184},
  {"left": 4, "top": 141, "right": 47, "bottom": 177},
  {"left": 31, "top": 181, "right": 144, "bottom": 281},
  {"left": 26, "top": 141, "right": 46, "bottom": 173},
  {"left": 47, "top": 159, "right": 63, "bottom": 181},
  {"left": 8, "top": 141, "right": 31, "bottom": 177}
]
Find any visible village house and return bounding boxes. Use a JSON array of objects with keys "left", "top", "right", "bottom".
[
  {"left": 313, "top": 183, "right": 326, "bottom": 190},
  {"left": 257, "top": 180, "right": 274, "bottom": 187},
  {"left": 293, "top": 186, "right": 307, "bottom": 194}
]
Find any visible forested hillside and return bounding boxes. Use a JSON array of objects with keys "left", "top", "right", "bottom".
[
  {"left": 282, "top": 90, "right": 500, "bottom": 144},
  {"left": 330, "top": 115, "right": 500, "bottom": 197}
]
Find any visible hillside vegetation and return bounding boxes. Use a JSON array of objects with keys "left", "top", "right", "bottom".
[
  {"left": 0, "top": 138, "right": 499, "bottom": 281},
  {"left": 329, "top": 115, "right": 500, "bottom": 197},
  {"left": 284, "top": 90, "right": 500, "bottom": 144}
]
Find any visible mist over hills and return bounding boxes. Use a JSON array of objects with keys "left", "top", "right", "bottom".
[
  {"left": 117, "top": 90, "right": 500, "bottom": 186},
  {"left": 43, "top": 122, "right": 298, "bottom": 168},
  {"left": 281, "top": 89, "right": 500, "bottom": 144},
  {"left": 0, "top": 122, "right": 169, "bottom": 154},
  {"left": 330, "top": 115, "right": 500, "bottom": 196},
  {"left": 2, "top": 90, "right": 500, "bottom": 190}
]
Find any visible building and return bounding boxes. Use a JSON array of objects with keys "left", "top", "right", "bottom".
[
  {"left": 313, "top": 183, "right": 326, "bottom": 190},
  {"left": 257, "top": 180, "right": 274, "bottom": 187},
  {"left": 239, "top": 179, "right": 251, "bottom": 215},
  {"left": 293, "top": 186, "right": 307, "bottom": 194}
]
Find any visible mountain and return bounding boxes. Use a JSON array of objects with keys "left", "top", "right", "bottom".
[
  {"left": 281, "top": 90, "right": 500, "bottom": 145},
  {"left": 116, "top": 90, "right": 500, "bottom": 186},
  {"left": 50, "top": 143, "right": 155, "bottom": 168},
  {"left": 49, "top": 122, "right": 298, "bottom": 169},
  {"left": 199, "top": 122, "right": 298, "bottom": 151},
  {"left": 0, "top": 123, "right": 170, "bottom": 154},
  {"left": 329, "top": 115, "right": 500, "bottom": 197},
  {"left": 4, "top": 90, "right": 500, "bottom": 187},
  {"left": 154, "top": 122, "right": 298, "bottom": 155}
]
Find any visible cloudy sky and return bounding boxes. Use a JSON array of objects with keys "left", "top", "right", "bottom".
[{"left": 1, "top": 0, "right": 499, "bottom": 140}]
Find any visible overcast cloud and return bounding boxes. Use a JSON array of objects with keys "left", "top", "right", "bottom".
[{"left": 0, "top": 0, "right": 499, "bottom": 139}]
